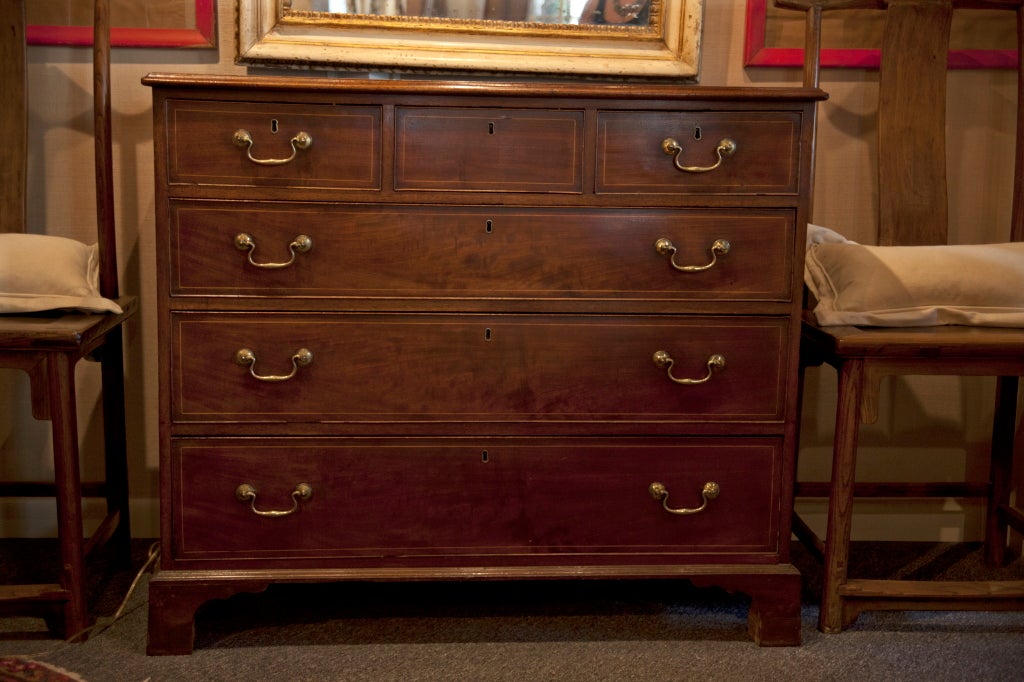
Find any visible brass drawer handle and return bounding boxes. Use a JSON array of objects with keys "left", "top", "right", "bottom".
[
  {"left": 654, "top": 237, "right": 730, "bottom": 272},
  {"left": 232, "top": 128, "right": 313, "bottom": 166},
  {"left": 652, "top": 351, "right": 725, "bottom": 385},
  {"left": 235, "top": 233, "right": 313, "bottom": 269},
  {"left": 235, "top": 483, "right": 312, "bottom": 517},
  {"left": 649, "top": 481, "right": 720, "bottom": 515},
  {"left": 235, "top": 347, "right": 313, "bottom": 383},
  {"left": 661, "top": 137, "right": 736, "bottom": 173}
]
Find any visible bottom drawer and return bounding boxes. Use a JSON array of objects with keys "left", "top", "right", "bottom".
[{"left": 170, "top": 437, "right": 782, "bottom": 564}]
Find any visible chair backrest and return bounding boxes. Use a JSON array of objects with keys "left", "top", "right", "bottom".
[
  {"left": 0, "top": 0, "right": 27, "bottom": 235},
  {"left": 779, "top": 0, "right": 1024, "bottom": 246},
  {"left": 0, "top": 0, "right": 119, "bottom": 299}
]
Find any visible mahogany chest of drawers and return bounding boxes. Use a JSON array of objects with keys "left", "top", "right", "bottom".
[{"left": 143, "top": 75, "right": 822, "bottom": 654}]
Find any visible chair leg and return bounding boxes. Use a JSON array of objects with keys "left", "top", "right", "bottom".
[
  {"left": 819, "top": 358, "right": 865, "bottom": 633},
  {"left": 986, "top": 376, "right": 1019, "bottom": 567},
  {"left": 46, "top": 353, "right": 91, "bottom": 641},
  {"left": 100, "top": 327, "right": 131, "bottom": 568}
]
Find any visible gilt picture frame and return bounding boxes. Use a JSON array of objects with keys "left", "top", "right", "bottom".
[
  {"left": 744, "top": 0, "right": 1016, "bottom": 69},
  {"left": 28, "top": 0, "right": 216, "bottom": 48}
]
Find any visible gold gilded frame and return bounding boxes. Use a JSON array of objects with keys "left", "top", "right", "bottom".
[{"left": 237, "top": 0, "right": 705, "bottom": 79}]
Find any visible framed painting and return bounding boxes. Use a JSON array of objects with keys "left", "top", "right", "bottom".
[
  {"left": 27, "top": 0, "right": 216, "bottom": 48},
  {"left": 744, "top": 0, "right": 1017, "bottom": 69}
]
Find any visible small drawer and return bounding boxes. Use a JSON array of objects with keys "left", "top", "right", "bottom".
[
  {"left": 395, "top": 107, "right": 583, "bottom": 192},
  {"left": 170, "top": 313, "right": 789, "bottom": 425},
  {"left": 164, "top": 100, "right": 381, "bottom": 189},
  {"left": 170, "top": 437, "right": 781, "bottom": 562},
  {"left": 596, "top": 111, "right": 801, "bottom": 195},
  {"left": 169, "top": 201, "right": 794, "bottom": 301}
]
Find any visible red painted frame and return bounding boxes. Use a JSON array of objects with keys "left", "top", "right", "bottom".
[
  {"left": 27, "top": 0, "right": 216, "bottom": 48},
  {"left": 744, "top": 0, "right": 1016, "bottom": 69}
]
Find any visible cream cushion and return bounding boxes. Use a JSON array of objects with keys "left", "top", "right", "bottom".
[
  {"left": 0, "top": 233, "right": 122, "bottom": 314},
  {"left": 804, "top": 224, "right": 1024, "bottom": 327}
]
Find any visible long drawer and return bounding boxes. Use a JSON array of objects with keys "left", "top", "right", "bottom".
[
  {"left": 170, "top": 437, "right": 782, "bottom": 562},
  {"left": 169, "top": 202, "right": 795, "bottom": 301},
  {"left": 596, "top": 111, "right": 801, "bottom": 195},
  {"left": 170, "top": 313, "right": 789, "bottom": 424},
  {"left": 164, "top": 100, "right": 382, "bottom": 189}
]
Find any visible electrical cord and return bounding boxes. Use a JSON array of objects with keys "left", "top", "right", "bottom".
[
  {"left": 66, "top": 540, "right": 161, "bottom": 643},
  {"left": 12, "top": 540, "right": 161, "bottom": 661}
]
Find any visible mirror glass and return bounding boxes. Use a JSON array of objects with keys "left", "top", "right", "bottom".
[{"left": 286, "top": 0, "right": 657, "bottom": 28}]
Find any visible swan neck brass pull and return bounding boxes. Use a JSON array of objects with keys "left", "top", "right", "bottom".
[
  {"left": 661, "top": 137, "right": 736, "bottom": 173},
  {"left": 235, "top": 233, "right": 313, "bottom": 269},
  {"left": 232, "top": 129, "right": 313, "bottom": 166},
  {"left": 649, "top": 481, "right": 720, "bottom": 515},
  {"left": 235, "top": 483, "right": 313, "bottom": 517},
  {"left": 655, "top": 237, "right": 730, "bottom": 272},
  {"left": 235, "top": 348, "right": 313, "bottom": 382},
  {"left": 652, "top": 351, "right": 726, "bottom": 385}
]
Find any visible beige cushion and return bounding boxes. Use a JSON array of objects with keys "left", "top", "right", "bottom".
[
  {"left": 804, "top": 225, "right": 1024, "bottom": 327},
  {"left": 0, "top": 233, "right": 122, "bottom": 314}
]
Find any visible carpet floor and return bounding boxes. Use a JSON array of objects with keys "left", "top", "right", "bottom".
[{"left": 1, "top": 540, "right": 1022, "bottom": 681}]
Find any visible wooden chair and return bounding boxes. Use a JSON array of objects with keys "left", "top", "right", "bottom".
[
  {"left": 779, "top": 0, "right": 1024, "bottom": 633},
  {"left": 0, "top": 0, "right": 136, "bottom": 640}
]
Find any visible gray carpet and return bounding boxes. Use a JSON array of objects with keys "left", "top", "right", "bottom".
[{"left": 1, "top": 541, "right": 1023, "bottom": 681}]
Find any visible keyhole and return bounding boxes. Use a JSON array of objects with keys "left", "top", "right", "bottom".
[
  {"left": 694, "top": 126, "right": 702, "bottom": 140},
  {"left": 488, "top": 122, "right": 495, "bottom": 134},
  {"left": 486, "top": 220, "right": 493, "bottom": 233},
  {"left": 481, "top": 450, "right": 489, "bottom": 463},
  {"left": 484, "top": 328, "right": 492, "bottom": 341},
  {"left": 271, "top": 119, "right": 280, "bottom": 133}
]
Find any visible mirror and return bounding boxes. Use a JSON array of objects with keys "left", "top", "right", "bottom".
[{"left": 237, "top": 0, "right": 704, "bottom": 78}]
